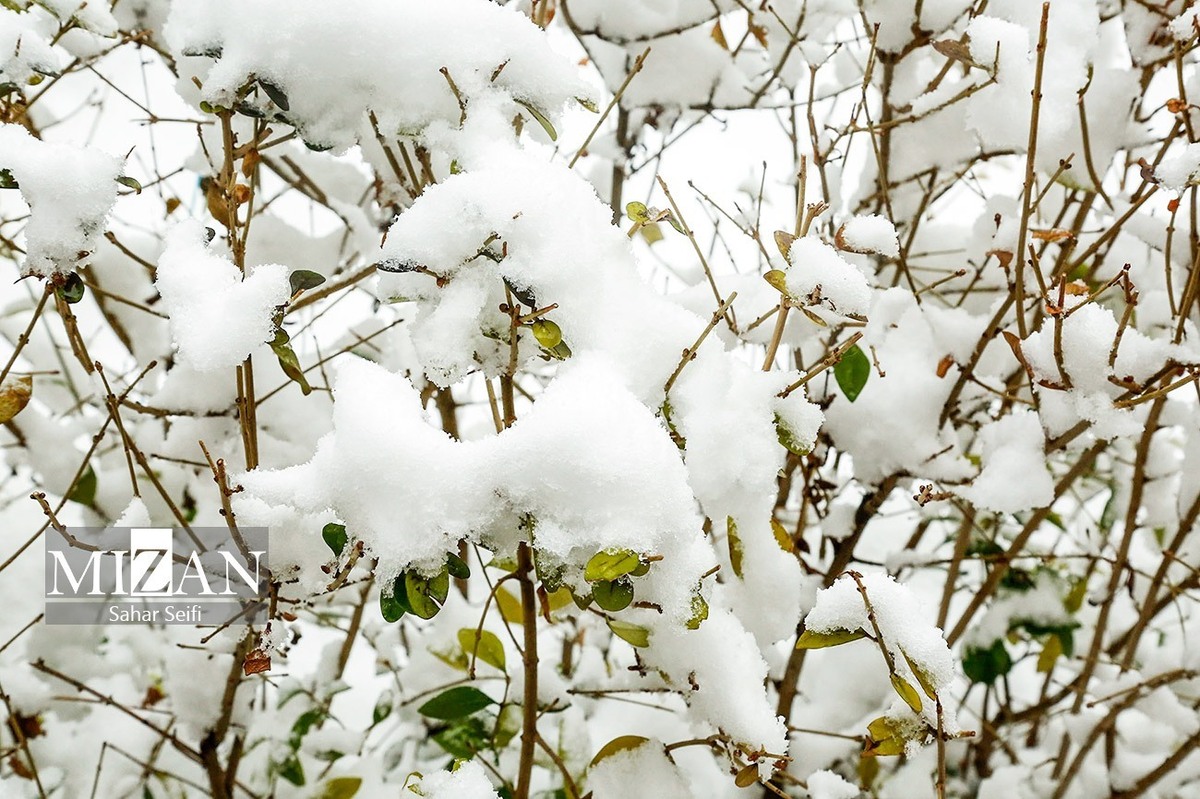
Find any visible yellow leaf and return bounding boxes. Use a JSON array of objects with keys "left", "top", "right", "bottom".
[
  {"left": 495, "top": 585, "right": 524, "bottom": 625},
  {"left": 771, "top": 518, "right": 794, "bottom": 553},
  {"left": 795, "top": 628, "right": 867, "bottom": 649},
  {"left": 774, "top": 230, "right": 796, "bottom": 260},
  {"left": 589, "top": 735, "right": 649, "bottom": 768},
  {"left": 890, "top": 673, "right": 923, "bottom": 714},
  {"left": 0, "top": 375, "right": 32, "bottom": 423},
  {"left": 734, "top": 763, "right": 758, "bottom": 788},
  {"left": 1036, "top": 632, "right": 1063, "bottom": 673},
  {"left": 901, "top": 651, "right": 939, "bottom": 701},
  {"left": 711, "top": 20, "right": 728, "bottom": 50},
  {"left": 727, "top": 517, "right": 744, "bottom": 578},
  {"left": 457, "top": 628, "right": 506, "bottom": 672}
]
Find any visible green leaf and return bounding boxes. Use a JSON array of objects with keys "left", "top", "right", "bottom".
[
  {"left": 457, "top": 628, "right": 506, "bottom": 672},
  {"left": 432, "top": 715, "right": 491, "bottom": 758},
  {"left": 405, "top": 571, "right": 447, "bottom": 620},
  {"left": 0, "top": 168, "right": 18, "bottom": 189},
  {"left": 56, "top": 272, "right": 85, "bottom": 304},
  {"left": 592, "top": 578, "right": 634, "bottom": 612},
  {"left": 962, "top": 639, "right": 1012, "bottom": 685},
  {"left": 317, "top": 777, "right": 362, "bottom": 799},
  {"left": 834, "top": 344, "right": 870, "bottom": 402},
  {"left": 584, "top": 549, "right": 642, "bottom": 583},
  {"left": 589, "top": 735, "right": 649, "bottom": 768},
  {"left": 890, "top": 673, "right": 923, "bottom": 714},
  {"left": 116, "top": 175, "right": 142, "bottom": 194},
  {"left": 322, "top": 523, "right": 347, "bottom": 557},
  {"left": 289, "top": 269, "right": 326, "bottom": 295},
  {"left": 795, "top": 628, "right": 868, "bottom": 649},
  {"left": 372, "top": 693, "right": 393, "bottom": 726},
  {"left": 531, "top": 319, "right": 562, "bottom": 349},
  {"left": 380, "top": 575, "right": 410, "bottom": 623},
  {"left": 270, "top": 329, "right": 313, "bottom": 396},
  {"left": 417, "top": 686, "right": 495, "bottom": 720},
  {"left": 607, "top": 619, "right": 650, "bottom": 648},
  {"left": 68, "top": 464, "right": 97, "bottom": 506},
  {"left": 277, "top": 754, "right": 305, "bottom": 786},
  {"left": 446, "top": 552, "right": 471, "bottom": 580},
  {"left": 515, "top": 99, "right": 556, "bottom": 141},
  {"left": 258, "top": 78, "right": 290, "bottom": 111},
  {"left": 1037, "top": 632, "right": 1063, "bottom": 673},
  {"left": 576, "top": 96, "right": 600, "bottom": 113}
]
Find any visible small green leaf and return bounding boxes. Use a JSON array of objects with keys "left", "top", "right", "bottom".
[
  {"left": 592, "top": 578, "right": 634, "bottom": 612},
  {"left": 589, "top": 735, "right": 649, "bottom": 768},
  {"left": 0, "top": 168, "right": 18, "bottom": 189},
  {"left": 416, "top": 686, "right": 495, "bottom": 720},
  {"left": 56, "top": 272, "right": 85, "bottom": 304},
  {"left": 576, "top": 96, "right": 600, "bottom": 113},
  {"left": 796, "top": 628, "right": 868, "bottom": 649},
  {"left": 380, "top": 575, "right": 410, "bottom": 623},
  {"left": 289, "top": 269, "right": 326, "bottom": 295},
  {"left": 584, "top": 549, "right": 642, "bottom": 583},
  {"left": 457, "top": 628, "right": 506, "bottom": 671},
  {"left": 890, "top": 673, "right": 923, "bottom": 713},
  {"left": 834, "top": 344, "right": 870, "bottom": 402},
  {"left": 258, "top": 78, "right": 290, "bottom": 111},
  {"left": 116, "top": 175, "right": 142, "bottom": 194},
  {"left": 531, "top": 319, "right": 562, "bottom": 349},
  {"left": 277, "top": 754, "right": 305, "bottom": 786},
  {"left": 607, "top": 619, "right": 650, "bottom": 648},
  {"left": 515, "top": 99, "right": 556, "bottom": 141},
  {"left": 432, "top": 715, "right": 491, "bottom": 758},
  {"left": 962, "top": 639, "right": 1012, "bottom": 685},
  {"left": 446, "top": 552, "right": 471, "bottom": 580},
  {"left": 372, "top": 692, "right": 393, "bottom": 726},
  {"left": 317, "top": 776, "right": 362, "bottom": 799},
  {"left": 270, "top": 329, "right": 313, "bottom": 396},
  {"left": 322, "top": 523, "right": 347, "bottom": 557},
  {"left": 68, "top": 464, "right": 98, "bottom": 507},
  {"left": 405, "top": 571, "right": 445, "bottom": 620},
  {"left": 664, "top": 211, "right": 685, "bottom": 235}
]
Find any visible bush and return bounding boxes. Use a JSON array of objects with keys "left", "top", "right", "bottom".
[{"left": 1, "top": 1, "right": 1199, "bottom": 797}]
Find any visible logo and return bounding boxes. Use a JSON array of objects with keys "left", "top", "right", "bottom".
[{"left": 45, "top": 527, "right": 269, "bottom": 625}]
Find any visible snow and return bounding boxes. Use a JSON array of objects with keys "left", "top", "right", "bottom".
[
  {"left": 785, "top": 236, "right": 872, "bottom": 318},
  {"left": 1157, "top": 143, "right": 1200, "bottom": 190},
  {"left": 807, "top": 769, "right": 860, "bottom": 799},
  {"left": 154, "top": 220, "right": 290, "bottom": 372},
  {"left": 414, "top": 760, "right": 499, "bottom": 799},
  {"left": 588, "top": 741, "right": 694, "bottom": 799},
  {"left": 164, "top": 0, "right": 592, "bottom": 152},
  {"left": 0, "top": 8, "right": 61, "bottom": 87},
  {"left": 838, "top": 214, "right": 900, "bottom": 258},
  {"left": 0, "top": 124, "right": 121, "bottom": 277},
  {"left": 961, "top": 409, "right": 1054, "bottom": 514},
  {"left": 804, "top": 572, "right": 957, "bottom": 730}
]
